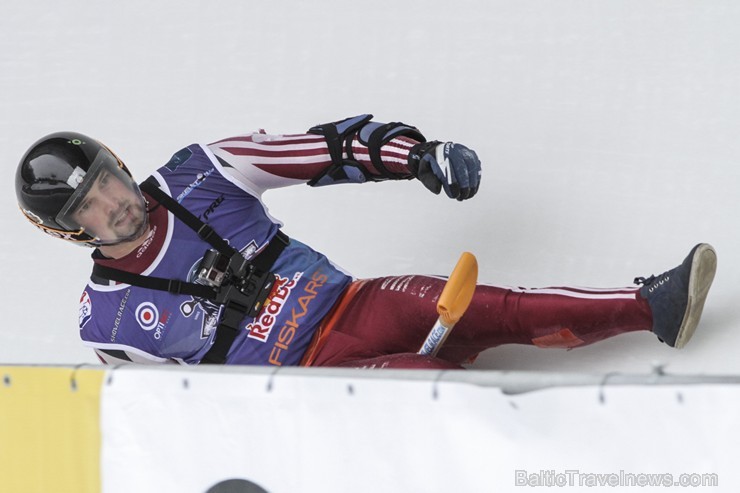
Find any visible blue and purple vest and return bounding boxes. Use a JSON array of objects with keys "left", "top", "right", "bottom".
[{"left": 78, "top": 144, "right": 352, "bottom": 365}]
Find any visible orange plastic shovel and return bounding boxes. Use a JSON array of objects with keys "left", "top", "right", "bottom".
[{"left": 418, "top": 252, "right": 478, "bottom": 357}]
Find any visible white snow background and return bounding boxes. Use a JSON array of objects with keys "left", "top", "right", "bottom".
[{"left": 1, "top": 0, "right": 738, "bottom": 374}]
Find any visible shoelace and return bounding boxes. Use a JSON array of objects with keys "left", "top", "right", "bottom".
[{"left": 634, "top": 273, "right": 671, "bottom": 293}]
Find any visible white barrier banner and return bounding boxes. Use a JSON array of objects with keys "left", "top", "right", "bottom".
[{"left": 100, "top": 369, "right": 733, "bottom": 493}]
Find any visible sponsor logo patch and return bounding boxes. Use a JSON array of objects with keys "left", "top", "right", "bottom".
[
  {"left": 268, "top": 270, "right": 328, "bottom": 366},
  {"left": 153, "top": 310, "right": 171, "bottom": 340},
  {"left": 200, "top": 194, "right": 225, "bottom": 221},
  {"left": 135, "top": 225, "right": 157, "bottom": 258},
  {"left": 79, "top": 291, "right": 92, "bottom": 329},
  {"left": 246, "top": 272, "right": 302, "bottom": 343},
  {"left": 135, "top": 302, "right": 159, "bottom": 331},
  {"left": 111, "top": 289, "right": 131, "bottom": 342},
  {"left": 177, "top": 169, "right": 213, "bottom": 203}
]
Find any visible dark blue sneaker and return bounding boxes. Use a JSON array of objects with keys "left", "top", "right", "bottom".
[{"left": 635, "top": 244, "right": 717, "bottom": 348}]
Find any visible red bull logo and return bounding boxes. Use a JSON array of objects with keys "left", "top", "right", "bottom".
[{"left": 246, "top": 272, "right": 302, "bottom": 342}]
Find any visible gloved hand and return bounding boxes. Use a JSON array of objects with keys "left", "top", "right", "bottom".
[{"left": 408, "top": 141, "right": 481, "bottom": 201}]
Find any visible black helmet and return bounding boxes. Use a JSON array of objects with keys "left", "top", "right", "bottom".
[{"left": 15, "top": 132, "right": 147, "bottom": 247}]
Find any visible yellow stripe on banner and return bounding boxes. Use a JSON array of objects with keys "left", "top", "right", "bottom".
[{"left": 0, "top": 366, "right": 104, "bottom": 493}]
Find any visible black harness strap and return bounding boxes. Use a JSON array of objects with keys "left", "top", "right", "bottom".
[
  {"left": 93, "top": 176, "right": 290, "bottom": 365},
  {"left": 92, "top": 264, "right": 217, "bottom": 298},
  {"left": 141, "top": 177, "right": 236, "bottom": 257}
]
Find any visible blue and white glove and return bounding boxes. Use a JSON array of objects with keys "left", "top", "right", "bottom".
[{"left": 408, "top": 141, "right": 482, "bottom": 201}]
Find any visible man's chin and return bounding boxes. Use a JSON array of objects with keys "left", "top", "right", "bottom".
[
  {"left": 123, "top": 218, "right": 149, "bottom": 243},
  {"left": 108, "top": 215, "right": 149, "bottom": 245}
]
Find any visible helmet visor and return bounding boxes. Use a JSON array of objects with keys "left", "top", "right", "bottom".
[{"left": 55, "top": 150, "right": 147, "bottom": 245}]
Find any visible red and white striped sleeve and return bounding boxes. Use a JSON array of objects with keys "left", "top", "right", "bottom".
[{"left": 207, "top": 130, "right": 419, "bottom": 196}]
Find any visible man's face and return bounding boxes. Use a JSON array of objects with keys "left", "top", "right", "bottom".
[{"left": 71, "top": 168, "right": 147, "bottom": 244}]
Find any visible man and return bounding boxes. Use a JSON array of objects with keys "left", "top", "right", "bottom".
[{"left": 15, "top": 114, "right": 717, "bottom": 369}]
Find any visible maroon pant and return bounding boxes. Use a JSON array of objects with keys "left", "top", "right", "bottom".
[{"left": 304, "top": 275, "right": 653, "bottom": 369}]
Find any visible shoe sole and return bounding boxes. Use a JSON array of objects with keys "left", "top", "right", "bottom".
[{"left": 674, "top": 244, "right": 717, "bottom": 349}]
